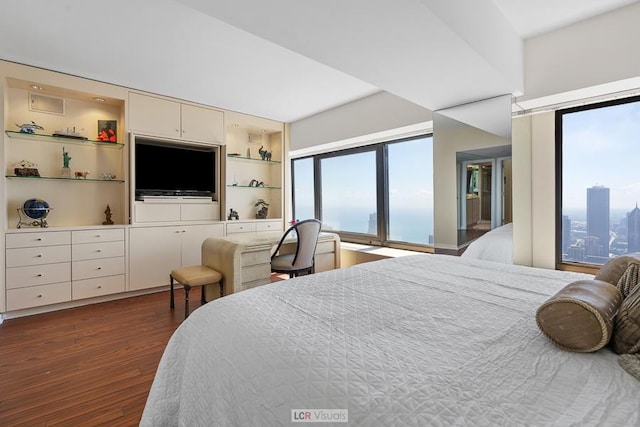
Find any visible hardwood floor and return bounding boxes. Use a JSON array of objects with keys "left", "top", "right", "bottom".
[
  {"left": 0, "top": 274, "right": 289, "bottom": 426},
  {"left": 0, "top": 289, "right": 191, "bottom": 426}
]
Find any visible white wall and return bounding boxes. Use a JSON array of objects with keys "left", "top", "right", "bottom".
[
  {"left": 520, "top": 2, "right": 640, "bottom": 106},
  {"left": 290, "top": 91, "right": 432, "bottom": 153},
  {"left": 433, "top": 119, "right": 510, "bottom": 250}
]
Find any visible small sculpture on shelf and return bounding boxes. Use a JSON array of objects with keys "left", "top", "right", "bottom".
[
  {"left": 255, "top": 199, "right": 269, "bottom": 219},
  {"left": 227, "top": 208, "right": 239, "bottom": 220},
  {"left": 15, "top": 121, "right": 44, "bottom": 134},
  {"left": 103, "top": 205, "right": 114, "bottom": 225},
  {"left": 258, "top": 145, "right": 272, "bottom": 161},
  {"left": 61, "top": 147, "right": 72, "bottom": 178},
  {"left": 248, "top": 179, "right": 266, "bottom": 187},
  {"left": 74, "top": 171, "right": 90, "bottom": 179}
]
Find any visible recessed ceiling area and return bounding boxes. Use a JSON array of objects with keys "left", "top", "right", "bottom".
[{"left": 0, "top": 0, "right": 636, "bottom": 123}]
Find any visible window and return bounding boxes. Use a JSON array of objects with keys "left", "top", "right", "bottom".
[
  {"left": 557, "top": 95, "right": 640, "bottom": 267},
  {"left": 292, "top": 134, "right": 433, "bottom": 250}
]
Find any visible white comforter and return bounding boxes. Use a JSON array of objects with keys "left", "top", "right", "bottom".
[
  {"left": 461, "top": 222, "right": 513, "bottom": 264},
  {"left": 141, "top": 254, "right": 640, "bottom": 426}
]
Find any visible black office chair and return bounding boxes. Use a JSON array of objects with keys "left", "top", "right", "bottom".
[{"left": 271, "top": 219, "right": 322, "bottom": 278}]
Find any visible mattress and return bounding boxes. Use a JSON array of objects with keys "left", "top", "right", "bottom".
[{"left": 140, "top": 254, "right": 640, "bottom": 426}]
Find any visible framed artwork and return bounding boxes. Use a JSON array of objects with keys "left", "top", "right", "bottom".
[{"left": 97, "top": 120, "right": 117, "bottom": 142}]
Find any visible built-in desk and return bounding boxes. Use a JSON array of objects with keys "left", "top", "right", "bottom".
[{"left": 201, "top": 232, "right": 340, "bottom": 298}]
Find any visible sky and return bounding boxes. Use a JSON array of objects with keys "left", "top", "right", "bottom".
[{"left": 562, "top": 98, "right": 640, "bottom": 211}]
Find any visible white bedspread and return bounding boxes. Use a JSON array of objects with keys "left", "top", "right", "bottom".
[
  {"left": 461, "top": 222, "right": 513, "bottom": 264},
  {"left": 141, "top": 254, "right": 640, "bottom": 426}
]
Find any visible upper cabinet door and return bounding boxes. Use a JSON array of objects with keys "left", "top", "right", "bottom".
[
  {"left": 181, "top": 103, "right": 224, "bottom": 145},
  {"left": 128, "top": 92, "right": 181, "bottom": 138}
]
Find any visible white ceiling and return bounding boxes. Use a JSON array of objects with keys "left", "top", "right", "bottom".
[{"left": 0, "top": 0, "right": 636, "bottom": 123}]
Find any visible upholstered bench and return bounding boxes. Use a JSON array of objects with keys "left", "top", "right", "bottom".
[{"left": 170, "top": 265, "right": 223, "bottom": 319}]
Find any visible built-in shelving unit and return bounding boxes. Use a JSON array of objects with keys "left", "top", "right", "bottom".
[{"left": 5, "top": 130, "right": 125, "bottom": 148}]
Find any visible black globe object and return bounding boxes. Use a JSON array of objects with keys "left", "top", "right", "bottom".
[{"left": 23, "top": 198, "right": 50, "bottom": 220}]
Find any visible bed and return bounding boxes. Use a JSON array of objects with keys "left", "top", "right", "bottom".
[
  {"left": 461, "top": 222, "right": 513, "bottom": 264},
  {"left": 140, "top": 254, "right": 639, "bottom": 426}
]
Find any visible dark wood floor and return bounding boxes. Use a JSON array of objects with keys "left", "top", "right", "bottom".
[
  {"left": 0, "top": 274, "right": 289, "bottom": 426},
  {"left": 0, "top": 290, "right": 183, "bottom": 426}
]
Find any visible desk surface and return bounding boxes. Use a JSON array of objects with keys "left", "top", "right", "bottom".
[{"left": 221, "top": 231, "right": 338, "bottom": 248}]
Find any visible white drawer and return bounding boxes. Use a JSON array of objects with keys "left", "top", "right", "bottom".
[
  {"left": 72, "top": 241, "right": 125, "bottom": 261},
  {"left": 72, "top": 257, "right": 125, "bottom": 280},
  {"left": 315, "top": 241, "right": 335, "bottom": 254},
  {"left": 72, "top": 228, "right": 124, "bottom": 244},
  {"left": 241, "top": 249, "right": 271, "bottom": 267},
  {"left": 256, "top": 220, "right": 282, "bottom": 232},
  {"left": 240, "top": 278, "right": 270, "bottom": 292},
  {"left": 72, "top": 275, "right": 125, "bottom": 300},
  {"left": 6, "top": 231, "right": 71, "bottom": 248},
  {"left": 6, "top": 245, "right": 71, "bottom": 267},
  {"left": 227, "top": 222, "right": 257, "bottom": 234},
  {"left": 6, "top": 282, "right": 72, "bottom": 311},
  {"left": 6, "top": 262, "right": 71, "bottom": 289},
  {"left": 241, "top": 263, "right": 271, "bottom": 282}
]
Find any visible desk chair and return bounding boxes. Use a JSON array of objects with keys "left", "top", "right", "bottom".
[{"left": 271, "top": 219, "right": 322, "bottom": 278}]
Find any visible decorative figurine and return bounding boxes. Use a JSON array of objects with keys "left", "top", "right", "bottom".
[
  {"left": 15, "top": 121, "right": 44, "bottom": 134},
  {"left": 62, "top": 147, "right": 71, "bottom": 168},
  {"left": 255, "top": 199, "right": 269, "bottom": 219},
  {"left": 258, "top": 145, "right": 272, "bottom": 161},
  {"left": 74, "top": 171, "right": 89, "bottom": 179},
  {"left": 227, "top": 208, "right": 239, "bottom": 220},
  {"left": 248, "top": 179, "right": 266, "bottom": 187},
  {"left": 103, "top": 205, "right": 114, "bottom": 225},
  {"left": 246, "top": 147, "right": 251, "bottom": 158}
]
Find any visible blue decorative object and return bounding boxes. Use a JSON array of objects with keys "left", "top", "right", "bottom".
[
  {"left": 15, "top": 121, "right": 44, "bottom": 134},
  {"left": 17, "top": 198, "right": 52, "bottom": 228}
]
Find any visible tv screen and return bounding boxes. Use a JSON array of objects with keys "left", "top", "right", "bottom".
[{"left": 135, "top": 139, "right": 216, "bottom": 200}]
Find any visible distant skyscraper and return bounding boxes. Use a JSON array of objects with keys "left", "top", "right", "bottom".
[
  {"left": 628, "top": 204, "right": 640, "bottom": 252},
  {"left": 562, "top": 215, "right": 571, "bottom": 255},
  {"left": 586, "top": 185, "right": 610, "bottom": 257}
]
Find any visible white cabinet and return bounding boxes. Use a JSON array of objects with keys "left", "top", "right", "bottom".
[
  {"left": 4, "top": 228, "right": 127, "bottom": 311},
  {"left": 133, "top": 200, "right": 220, "bottom": 223},
  {"left": 128, "top": 92, "right": 224, "bottom": 145},
  {"left": 5, "top": 231, "right": 72, "bottom": 311},
  {"left": 128, "top": 223, "right": 225, "bottom": 291},
  {"left": 71, "top": 228, "right": 125, "bottom": 300}
]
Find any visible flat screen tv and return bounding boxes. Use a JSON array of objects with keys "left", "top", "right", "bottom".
[{"left": 135, "top": 138, "right": 216, "bottom": 200}]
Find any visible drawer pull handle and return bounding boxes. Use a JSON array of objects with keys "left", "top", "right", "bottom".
[
  {"left": 36, "top": 237, "right": 43, "bottom": 241},
  {"left": 36, "top": 273, "right": 43, "bottom": 277},
  {"left": 36, "top": 254, "right": 43, "bottom": 258},
  {"left": 97, "top": 285, "right": 102, "bottom": 289},
  {"left": 96, "top": 234, "right": 101, "bottom": 238},
  {"left": 97, "top": 267, "right": 102, "bottom": 270},
  {"left": 96, "top": 249, "right": 102, "bottom": 252},
  {"left": 37, "top": 294, "right": 43, "bottom": 298}
]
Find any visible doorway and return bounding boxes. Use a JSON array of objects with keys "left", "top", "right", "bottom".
[{"left": 456, "top": 146, "right": 512, "bottom": 247}]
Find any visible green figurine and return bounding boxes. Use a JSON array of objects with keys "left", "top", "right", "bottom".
[{"left": 62, "top": 147, "right": 71, "bottom": 168}]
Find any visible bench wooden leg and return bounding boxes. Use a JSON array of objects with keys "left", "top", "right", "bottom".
[
  {"left": 170, "top": 274, "right": 175, "bottom": 310},
  {"left": 184, "top": 285, "right": 191, "bottom": 319}
]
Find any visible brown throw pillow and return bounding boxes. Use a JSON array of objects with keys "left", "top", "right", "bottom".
[
  {"left": 612, "top": 283, "right": 640, "bottom": 354},
  {"left": 595, "top": 253, "right": 640, "bottom": 297},
  {"left": 536, "top": 279, "right": 622, "bottom": 352}
]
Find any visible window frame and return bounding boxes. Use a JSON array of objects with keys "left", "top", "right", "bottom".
[
  {"left": 555, "top": 94, "right": 640, "bottom": 273},
  {"left": 292, "top": 133, "right": 434, "bottom": 252}
]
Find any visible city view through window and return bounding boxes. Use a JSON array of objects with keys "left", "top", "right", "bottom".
[{"left": 560, "top": 96, "right": 640, "bottom": 265}]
